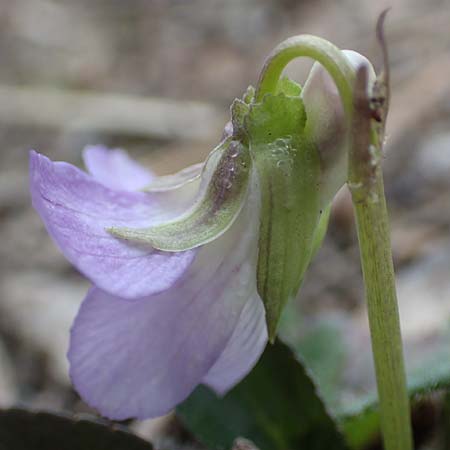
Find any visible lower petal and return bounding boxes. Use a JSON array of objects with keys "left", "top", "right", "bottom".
[
  {"left": 68, "top": 179, "right": 264, "bottom": 419},
  {"left": 201, "top": 292, "right": 267, "bottom": 395}
]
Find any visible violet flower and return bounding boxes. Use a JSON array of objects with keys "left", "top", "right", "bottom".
[{"left": 29, "top": 50, "right": 374, "bottom": 420}]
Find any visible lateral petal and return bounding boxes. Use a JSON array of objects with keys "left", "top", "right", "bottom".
[{"left": 29, "top": 150, "right": 196, "bottom": 299}]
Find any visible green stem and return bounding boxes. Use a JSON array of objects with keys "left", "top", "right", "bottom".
[
  {"left": 352, "top": 174, "right": 413, "bottom": 450},
  {"left": 255, "top": 35, "right": 354, "bottom": 117},
  {"left": 256, "top": 34, "right": 413, "bottom": 450},
  {"left": 349, "top": 67, "right": 413, "bottom": 450}
]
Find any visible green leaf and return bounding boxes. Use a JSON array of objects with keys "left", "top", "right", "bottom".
[
  {"left": 437, "top": 390, "right": 450, "bottom": 449},
  {"left": 109, "top": 138, "right": 251, "bottom": 251},
  {"left": 178, "top": 339, "right": 349, "bottom": 450},
  {"left": 341, "top": 348, "right": 450, "bottom": 449},
  {"left": 0, "top": 409, "right": 153, "bottom": 450},
  {"left": 245, "top": 93, "right": 322, "bottom": 340},
  {"left": 278, "top": 308, "right": 347, "bottom": 414},
  {"left": 296, "top": 318, "right": 346, "bottom": 409}
]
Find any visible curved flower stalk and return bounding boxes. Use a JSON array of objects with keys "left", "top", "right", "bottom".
[{"left": 30, "top": 43, "right": 374, "bottom": 419}]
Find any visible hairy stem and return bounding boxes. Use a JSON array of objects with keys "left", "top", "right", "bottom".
[
  {"left": 349, "top": 66, "right": 413, "bottom": 450},
  {"left": 256, "top": 31, "right": 413, "bottom": 450},
  {"left": 352, "top": 174, "right": 413, "bottom": 450}
]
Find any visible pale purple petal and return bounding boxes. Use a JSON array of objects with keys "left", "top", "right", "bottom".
[
  {"left": 201, "top": 291, "right": 267, "bottom": 395},
  {"left": 83, "top": 145, "right": 153, "bottom": 191},
  {"left": 68, "top": 178, "right": 262, "bottom": 419},
  {"left": 30, "top": 151, "right": 195, "bottom": 299}
]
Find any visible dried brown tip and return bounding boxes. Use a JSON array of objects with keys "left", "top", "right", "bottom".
[{"left": 375, "top": 8, "right": 391, "bottom": 115}]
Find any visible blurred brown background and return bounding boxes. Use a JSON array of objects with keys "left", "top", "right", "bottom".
[{"left": 0, "top": 0, "right": 449, "bottom": 445}]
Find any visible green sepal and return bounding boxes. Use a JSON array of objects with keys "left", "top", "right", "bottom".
[
  {"left": 230, "top": 99, "right": 249, "bottom": 139},
  {"left": 246, "top": 93, "right": 323, "bottom": 341},
  {"left": 242, "top": 85, "right": 255, "bottom": 104},
  {"left": 275, "top": 76, "right": 302, "bottom": 97},
  {"left": 311, "top": 204, "right": 331, "bottom": 258},
  {"left": 109, "top": 138, "right": 251, "bottom": 252}
]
